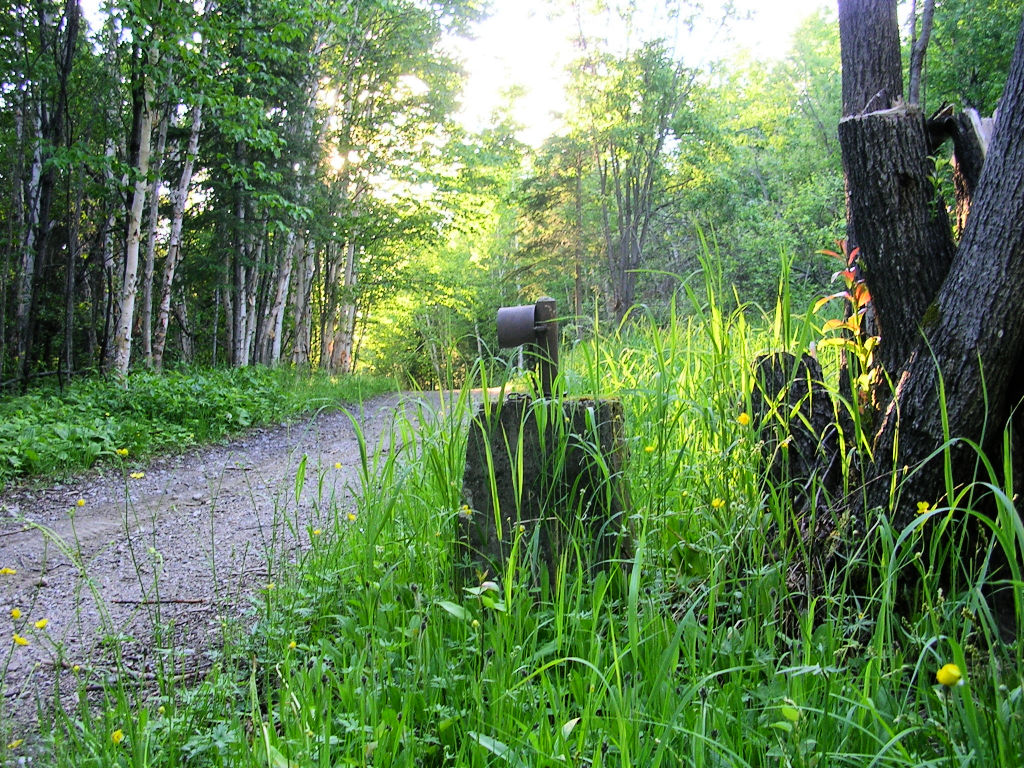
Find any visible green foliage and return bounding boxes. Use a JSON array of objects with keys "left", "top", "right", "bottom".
[
  {"left": 925, "top": 0, "right": 1024, "bottom": 112},
  {"left": 17, "top": 271, "right": 1022, "bottom": 767},
  {"left": 0, "top": 368, "right": 393, "bottom": 489}
]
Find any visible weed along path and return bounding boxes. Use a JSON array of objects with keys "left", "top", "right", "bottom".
[{"left": 0, "top": 391, "right": 442, "bottom": 729}]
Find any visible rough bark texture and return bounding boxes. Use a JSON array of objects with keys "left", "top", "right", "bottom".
[
  {"left": 839, "top": 0, "right": 903, "bottom": 116},
  {"left": 458, "top": 395, "right": 631, "bottom": 586},
  {"left": 838, "top": 105, "right": 957, "bottom": 375},
  {"left": 870, "top": 25, "right": 1024, "bottom": 529}
]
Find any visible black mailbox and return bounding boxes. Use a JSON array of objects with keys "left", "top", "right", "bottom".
[{"left": 496, "top": 297, "right": 558, "bottom": 398}]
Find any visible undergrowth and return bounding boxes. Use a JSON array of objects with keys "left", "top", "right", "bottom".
[
  {"left": 1, "top": 289, "right": 1021, "bottom": 767},
  {"left": 0, "top": 367, "right": 394, "bottom": 490}
]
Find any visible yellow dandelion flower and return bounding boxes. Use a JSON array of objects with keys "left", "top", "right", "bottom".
[
  {"left": 115, "top": 448, "right": 129, "bottom": 456},
  {"left": 34, "top": 618, "right": 48, "bottom": 630},
  {"left": 0, "top": 568, "right": 16, "bottom": 575},
  {"left": 916, "top": 501, "right": 932, "bottom": 515},
  {"left": 10, "top": 608, "right": 21, "bottom": 620},
  {"left": 12, "top": 634, "right": 28, "bottom": 646},
  {"left": 265, "top": 582, "right": 276, "bottom": 591},
  {"left": 737, "top": 412, "right": 751, "bottom": 426},
  {"left": 346, "top": 512, "right": 357, "bottom": 522},
  {"left": 643, "top": 444, "right": 656, "bottom": 453},
  {"left": 111, "top": 729, "right": 125, "bottom": 745},
  {"left": 76, "top": 498, "right": 86, "bottom": 507},
  {"left": 711, "top": 498, "right": 726, "bottom": 509},
  {"left": 312, "top": 528, "right": 322, "bottom": 536},
  {"left": 288, "top": 640, "right": 297, "bottom": 650},
  {"left": 130, "top": 471, "right": 145, "bottom": 479},
  {"left": 936, "top": 663, "right": 964, "bottom": 687},
  {"left": 6, "top": 739, "right": 23, "bottom": 750},
  {"left": 334, "top": 462, "right": 342, "bottom": 469}
]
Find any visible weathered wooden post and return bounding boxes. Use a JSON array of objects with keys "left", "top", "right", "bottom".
[{"left": 457, "top": 299, "right": 631, "bottom": 587}]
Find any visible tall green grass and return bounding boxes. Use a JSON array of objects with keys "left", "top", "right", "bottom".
[{"left": 5, "top": 291, "right": 1022, "bottom": 767}]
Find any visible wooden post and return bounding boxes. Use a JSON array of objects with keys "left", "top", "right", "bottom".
[{"left": 457, "top": 394, "right": 630, "bottom": 586}]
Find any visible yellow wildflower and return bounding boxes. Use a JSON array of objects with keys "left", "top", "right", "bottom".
[
  {"left": 916, "top": 501, "right": 932, "bottom": 515},
  {"left": 130, "top": 471, "right": 145, "bottom": 479},
  {"left": 936, "top": 663, "right": 964, "bottom": 687},
  {"left": 10, "top": 608, "right": 21, "bottom": 620},
  {"left": 288, "top": 640, "right": 297, "bottom": 650},
  {"left": 115, "top": 448, "right": 129, "bottom": 456},
  {"left": 347, "top": 512, "right": 357, "bottom": 522},
  {"left": 111, "top": 729, "right": 125, "bottom": 745},
  {"left": 72, "top": 664, "right": 80, "bottom": 673},
  {"left": 334, "top": 462, "right": 342, "bottom": 469},
  {"left": 0, "top": 568, "right": 16, "bottom": 575},
  {"left": 34, "top": 618, "right": 48, "bottom": 630},
  {"left": 76, "top": 498, "right": 86, "bottom": 507},
  {"left": 711, "top": 498, "right": 726, "bottom": 509},
  {"left": 12, "top": 634, "right": 28, "bottom": 646},
  {"left": 312, "top": 528, "right": 322, "bottom": 536},
  {"left": 471, "top": 619, "right": 480, "bottom": 629},
  {"left": 643, "top": 445, "right": 656, "bottom": 453},
  {"left": 737, "top": 412, "right": 751, "bottom": 427},
  {"left": 6, "top": 739, "right": 22, "bottom": 750},
  {"left": 265, "top": 582, "right": 276, "bottom": 591}
]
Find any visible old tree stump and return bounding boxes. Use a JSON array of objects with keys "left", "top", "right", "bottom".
[{"left": 457, "top": 394, "right": 631, "bottom": 586}]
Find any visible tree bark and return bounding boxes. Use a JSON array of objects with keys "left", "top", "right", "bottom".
[
  {"left": 153, "top": 101, "right": 203, "bottom": 371},
  {"left": 869, "top": 22, "right": 1024, "bottom": 528},
  {"left": 141, "top": 108, "right": 170, "bottom": 368},
  {"left": 113, "top": 42, "right": 157, "bottom": 378},
  {"left": 838, "top": 105, "right": 957, "bottom": 375},
  {"left": 839, "top": 0, "right": 902, "bottom": 116}
]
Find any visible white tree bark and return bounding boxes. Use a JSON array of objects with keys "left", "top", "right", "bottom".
[
  {"left": 153, "top": 101, "right": 203, "bottom": 370},
  {"left": 112, "top": 50, "right": 156, "bottom": 378}
]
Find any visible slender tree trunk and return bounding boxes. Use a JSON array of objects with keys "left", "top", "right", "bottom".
[
  {"left": 113, "top": 43, "right": 157, "bottom": 378},
  {"left": 291, "top": 239, "right": 315, "bottom": 366},
  {"left": 153, "top": 101, "right": 202, "bottom": 370},
  {"left": 141, "top": 108, "right": 169, "bottom": 368},
  {"left": 262, "top": 232, "right": 295, "bottom": 366}
]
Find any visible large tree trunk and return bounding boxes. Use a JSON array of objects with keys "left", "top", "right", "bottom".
[
  {"left": 868, "top": 25, "right": 1024, "bottom": 528},
  {"left": 836, "top": 0, "right": 1024, "bottom": 535},
  {"left": 838, "top": 106, "right": 956, "bottom": 375}
]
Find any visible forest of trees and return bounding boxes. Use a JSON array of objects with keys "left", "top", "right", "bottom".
[{"left": 0, "top": 0, "right": 1019, "bottom": 389}]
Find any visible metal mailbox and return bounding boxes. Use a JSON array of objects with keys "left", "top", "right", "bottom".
[{"left": 496, "top": 297, "right": 558, "bottom": 397}]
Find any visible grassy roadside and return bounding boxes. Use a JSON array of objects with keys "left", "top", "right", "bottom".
[
  {"left": 0, "top": 367, "right": 396, "bottom": 491},
  {"left": 2, "top": 300, "right": 1022, "bottom": 766}
]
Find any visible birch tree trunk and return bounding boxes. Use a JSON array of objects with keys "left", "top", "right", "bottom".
[
  {"left": 140, "top": 109, "right": 169, "bottom": 368},
  {"left": 153, "top": 101, "right": 203, "bottom": 371},
  {"left": 112, "top": 45, "right": 157, "bottom": 378}
]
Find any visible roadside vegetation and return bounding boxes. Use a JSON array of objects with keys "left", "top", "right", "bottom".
[
  {"left": 2, "top": 282, "right": 1019, "bottom": 767},
  {"left": 0, "top": 368, "right": 394, "bottom": 491}
]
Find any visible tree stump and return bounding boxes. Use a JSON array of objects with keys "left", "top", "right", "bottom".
[{"left": 457, "top": 394, "right": 631, "bottom": 586}]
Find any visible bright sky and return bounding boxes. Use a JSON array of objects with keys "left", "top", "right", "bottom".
[
  {"left": 80, "top": 0, "right": 836, "bottom": 147},
  {"left": 455, "top": 0, "right": 835, "bottom": 145}
]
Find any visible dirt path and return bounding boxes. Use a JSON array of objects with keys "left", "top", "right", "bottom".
[{"left": 0, "top": 391, "right": 443, "bottom": 728}]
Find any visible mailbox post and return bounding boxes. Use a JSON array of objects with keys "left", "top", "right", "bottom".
[
  {"left": 496, "top": 297, "right": 558, "bottom": 398},
  {"left": 457, "top": 297, "right": 631, "bottom": 588}
]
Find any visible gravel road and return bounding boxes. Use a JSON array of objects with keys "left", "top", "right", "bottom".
[{"left": 0, "top": 391, "right": 442, "bottom": 730}]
